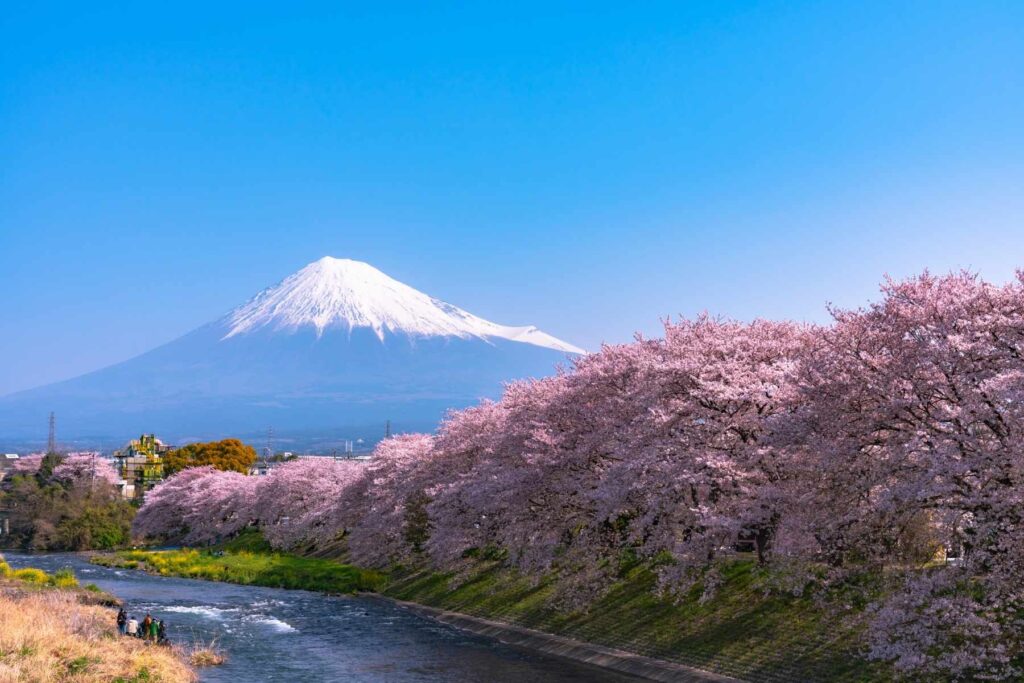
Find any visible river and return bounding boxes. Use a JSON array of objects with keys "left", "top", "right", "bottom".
[{"left": 3, "top": 552, "right": 641, "bottom": 682}]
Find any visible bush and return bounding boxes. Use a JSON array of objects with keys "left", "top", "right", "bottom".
[
  {"left": 12, "top": 567, "right": 49, "bottom": 584},
  {"left": 49, "top": 567, "right": 79, "bottom": 588}
]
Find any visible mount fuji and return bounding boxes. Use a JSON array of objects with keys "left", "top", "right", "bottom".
[{"left": 0, "top": 258, "right": 583, "bottom": 445}]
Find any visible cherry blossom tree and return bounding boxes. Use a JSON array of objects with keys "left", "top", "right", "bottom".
[
  {"left": 602, "top": 318, "right": 808, "bottom": 570},
  {"left": 256, "top": 457, "right": 364, "bottom": 550},
  {"left": 133, "top": 466, "right": 259, "bottom": 544},
  {"left": 343, "top": 434, "right": 438, "bottom": 567},
  {"left": 426, "top": 384, "right": 569, "bottom": 574},
  {"left": 51, "top": 454, "right": 120, "bottom": 488},
  {"left": 785, "top": 271, "right": 1024, "bottom": 679},
  {"left": 9, "top": 453, "right": 44, "bottom": 475},
  {"left": 419, "top": 400, "right": 507, "bottom": 568},
  {"left": 419, "top": 318, "right": 812, "bottom": 605}
]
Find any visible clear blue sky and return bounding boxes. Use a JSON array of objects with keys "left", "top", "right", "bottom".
[{"left": 2, "top": 1, "right": 1022, "bottom": 395}]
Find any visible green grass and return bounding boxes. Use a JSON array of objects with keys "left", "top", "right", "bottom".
[
  {"left": 217, "top": 528, "right": 274, "bottom": 553},
  {"left": 91, "top": 541, "right": 383, "bottom": 594},
  {"left": 382, "top": 555, "right": 893, "bottom": 683}
]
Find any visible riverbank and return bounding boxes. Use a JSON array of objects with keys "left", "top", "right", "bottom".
[
  {"left": 13, "top": 550, "right": 638, "bottom": 682},
  {"left": 91, "top": 537, "right": 892, "bottom": 682},
  {"left": 381, "top": 555, "right": 891, "bottom": 683},
  {"left": 0, "top": 555, "right": 196, "bottom": 683},
  {"left": 91, "top": 537, "right": 383, "bottom": 594},
  {"left": 386, "top": 597, "right": 739, "bottom": 683}
]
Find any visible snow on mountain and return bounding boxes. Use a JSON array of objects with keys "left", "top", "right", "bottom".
[
  {"left": 221, "top": 257, "right": 585, "bottom": 354},
  {"left": 0, "top": 257, "right": 584, "bottom": 443}
]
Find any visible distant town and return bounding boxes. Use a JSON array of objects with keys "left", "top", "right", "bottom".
[{"left": 0, "top": 412, "right": 380, "bottom": 503}]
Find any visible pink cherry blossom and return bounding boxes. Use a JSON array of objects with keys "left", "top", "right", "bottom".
[
  {"left": 256, "top": 457, "right": 364, "bottom": 550},
  {"left": 52, "top": 454, "right": 120, "bottom": 487}
]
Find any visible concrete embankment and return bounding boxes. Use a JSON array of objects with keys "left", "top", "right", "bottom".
[{"left": 382, "top": 596, "right": 743, "bottom": 683}]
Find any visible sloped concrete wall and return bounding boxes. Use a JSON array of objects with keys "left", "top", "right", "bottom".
[{"left": 379, "top": 596, "right": 742, "bottom": 683}]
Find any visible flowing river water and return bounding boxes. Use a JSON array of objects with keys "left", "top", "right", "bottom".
[{"left": 3, "top": 552, "right": 641, "bottom": 683}]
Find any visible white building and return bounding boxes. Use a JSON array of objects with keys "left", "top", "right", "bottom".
[{"left": 0, "top": 453, "right": 19, "bottom": 483}]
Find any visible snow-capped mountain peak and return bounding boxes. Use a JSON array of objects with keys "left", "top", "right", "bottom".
[{"left": 221, "top": 257, "right": 585, "bottom": 354}]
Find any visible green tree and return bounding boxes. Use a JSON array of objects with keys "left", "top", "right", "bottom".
[
  {"left": 0, "top": 469, "right": 134, "bottom": 551},
  {"left": 37, "top": 452, "right": 65, "bottom": 481},
  {"left": 162, "top": 438, "right": 258, "bottom": 477},
  {"left": 56, "top": 501, "right": 134, "bottom": 549}
]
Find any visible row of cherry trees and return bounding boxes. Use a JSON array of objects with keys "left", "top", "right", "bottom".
[
  {"left": 133, "top": 271, "right": 1024, "bottom": 680},
  {"left": 10, "top": 452, "right": 119, "bottom": 487}
]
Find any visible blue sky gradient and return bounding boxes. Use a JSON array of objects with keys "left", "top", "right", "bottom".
[{"left": 2, "top": 1, "right": 1023, "bottom": 394}]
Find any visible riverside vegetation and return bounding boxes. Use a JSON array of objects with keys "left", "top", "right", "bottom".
[
  {"left": 0, "top": 453, "right": 134, "bottom": 551},
  {"left": 92, "top": 531, "right": 383, "bottom": 594},
  {"left": 0, "top": 554, "right": 196, "bottom": 682},
  {"left": 118, "top": 271, "right": 1024, "bottom": 682},
  {"left": 0, "top": 439, "right": 269, "bottom": 553}
]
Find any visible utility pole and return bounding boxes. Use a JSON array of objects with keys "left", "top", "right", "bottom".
[{"left": 47, "top": 411, "right": 56, "bottom": 454}]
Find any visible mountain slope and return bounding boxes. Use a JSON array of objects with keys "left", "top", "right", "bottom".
[{"left": 0, "top": 258, "right": 582, "bottom": 444}]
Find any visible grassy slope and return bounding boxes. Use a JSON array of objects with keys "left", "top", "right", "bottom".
[
  {"left": 382, "top": 556, "right": 892, "bottom": 683},
  {"left": 0, "top": 556, "right": 195, "bottom": 683}
]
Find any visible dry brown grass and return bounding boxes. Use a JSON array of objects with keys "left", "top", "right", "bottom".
[
  {"left": 0, "top": 587, "right": 196, "bottom": 683},
  {"left": 184, "top": 644, "right": 226, "bottom": 668}
]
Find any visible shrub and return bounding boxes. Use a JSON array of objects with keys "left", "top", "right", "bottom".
[
  {"left": 12, "top": 567, "right": 49, "bottom": 584},
  {"left": 49, "top": 567, "right": 79, "bottom": 588}
]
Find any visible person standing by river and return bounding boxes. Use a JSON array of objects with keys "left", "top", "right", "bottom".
[
  {"left": 157, "top": 620, "right": 167, "bottom": 645},
  {"left": 116, "top": 608, "right": 127, "bottom": 635},
  {"left": 126, "top": 616, "right": 138, "bottom": 637},
  {"left": 149, "top": 617, "right": 159, "bottom": 642},
  {"left": 141, "top": 614, "right": 152, "bottom": 640}
]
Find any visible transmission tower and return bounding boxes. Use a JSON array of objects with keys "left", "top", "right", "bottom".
[
  {"left": 47, "top": 411, "right": 56, "bottom": 454},
  {"left": 265, "top": 426, "right": 274, "bottom": 458},
  {"left": 384, "top": 419, "right": 391, "bottom": 439}
]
